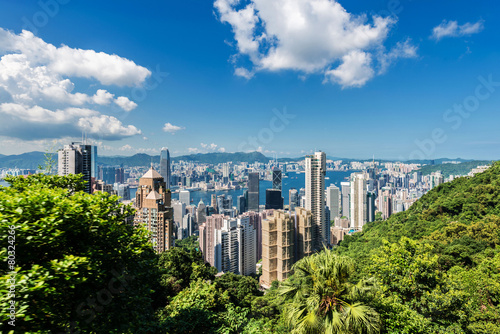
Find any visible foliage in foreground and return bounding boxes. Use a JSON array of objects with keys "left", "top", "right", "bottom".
[
  {"left": 0, "top": 175, "right": 160, "bottom": 333},
  {"left": 2, "top": 162, "right": 500, "bottom": 333}
]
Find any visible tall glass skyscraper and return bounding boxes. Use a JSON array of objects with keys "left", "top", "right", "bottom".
[
  {"left": 247, "top": 172, "right": 259, "bottom": 212},
  {"left": 160, "top": 147, "right": 171, "bottom": 188}
]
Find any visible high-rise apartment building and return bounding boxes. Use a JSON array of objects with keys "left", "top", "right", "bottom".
[
  {"left": 160, "top": 148, "right": 171, "bottom": 187},
  {"left": 248, "top": 172, "right": 259, "bottom": 212},
  {"left": 305, "top": 151, "right": 327, "bottom": 248},
  {"left": 260, "top": 210, "right": 294, "bottom": 289},
  {"left": 295, "top": 207, "right": 313, "bottom": 261},
  {"left": 58, "top": 143, "right": 93, "bottom": 194},
  {"left": 133, "top": 166, "right": 173, "bottom": 253},
  {"left": 350, "top": 173, "right": 367, "bottom": 229},
  {"left": 202, "top": 216, "right": 257, "bottom": 275}
]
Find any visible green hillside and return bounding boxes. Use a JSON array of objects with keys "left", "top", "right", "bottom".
[
  {"left": 417, "top": 160, "right": 493, "bottom": 178},
  {"left": 334, "top": 161, "right": 500, "bottom": 332}
]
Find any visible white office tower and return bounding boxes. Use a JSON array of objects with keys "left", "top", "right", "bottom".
[
  {"left": 197, "top": 199, "right": 207, "bottom": 225},
  {"left": 340, "top": 182, "right": 350, "bottom": 219},
  {"left": 213, "top": 217, "right": 256, "bottom": 275},
  {"left": 58, "top": 143, "right": 93, "bottom": 194},
  {"left": 326, "top": 184, "right": 340, "bottom": 219},
  {"left": 305, "top": 151, "right": 327, "bottom": 249},
  {"left": 179, "top": 190, "right": 190, "bottom": 206},
  {"left": 179, "top": 214, "right": 194, "bottom": 240},
  {"left": 350, "top": 173, "right": 367, "bottom": 230},
  {"left": 172, "top": 200, "right": 186, "bottom": 239}
]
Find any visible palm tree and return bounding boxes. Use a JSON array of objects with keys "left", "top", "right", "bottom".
[{"left": 279, "top": 250, "right": 380, "bottom": 334}]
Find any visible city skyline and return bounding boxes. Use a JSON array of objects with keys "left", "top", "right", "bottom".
[{"left": 0, "top": 1, "right": 499, "bottom": 160}]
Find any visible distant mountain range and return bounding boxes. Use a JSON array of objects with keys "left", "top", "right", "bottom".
[
  {"left": 0, "top": 151, "right": 270, "bottom": 168},
  {"left": 99, "top": 151, "right": 270, "bottom": 166},
  {"left": 0, "top": 150, "right": 490, "bottom": 169}
]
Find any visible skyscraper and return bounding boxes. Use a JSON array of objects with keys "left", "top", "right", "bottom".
[
  {"left": 289, "top": 188, "right": 299, "bottom": 211},
  {"left": 260, "top": 210, "right": 294, "bottom": 289},
  {"left": 133, "top": 166, "right": 173, "bottom": 253},
  {"left": 237, "top": 195, "right": 246, "bottom": 214},
  {"left": 340, "top": 182, "right": 350, "bottom": 219},
  {"left": 202, "top": 216, "right": 256, "bottom": 275},
  {"left": 272, "top": 168, "right": 282, "bottom": 190},
  {"left": 265, "top": 189, "right": 283, "bottom": 210},
  {"left": 179, "top": 190, "right": 190, "bottom": 206},
  {"left": 160, "top": 148, "right": 171, "bottom": 188},
  {"left": 350, "top": 173, "right": 367, "bottom": 230},
  {"left": 91, "top": 145, "right": 98, "bottom": 179},
  {"left": 295, "top": 207, "right": 313, "bottom": 262},
  {"left": 305, "top": 151, "right": 327, "bottom": 249},
  {"left": 197, "top": 199, "right": 207, "bottom": 225},
  {"left": 248, "top": 172, "right": 259, "bottom": 212},
  {"left": 58, "top": 142, "right": 93, "bottom": 194},
  {"left": 326, "top": 184, "right": 340, "bottom": 219}
]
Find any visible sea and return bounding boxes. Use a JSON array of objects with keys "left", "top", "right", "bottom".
[
  {"left": 130, "top": 170, "right": 354, "bottom": 207},
  {"left": 0, "top": 180, "right": 8, "bottom": 187}
]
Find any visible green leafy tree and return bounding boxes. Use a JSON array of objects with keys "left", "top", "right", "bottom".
[
  {"left": 158, "top": 246, "right": 216, "bottom": 299},
  {"left": 0, "top": 175, "right": 160, "bottom": 333},
  {"left": 279, "top": 250, "right": 380, "bottom": 334},
  {"left": 159, "top": 279, "right": 229, "bottom": 334},
  {"left": 215, "top": 272, "right": 262, "bottom": 308},
  {"left": 175, "top": 235, "right": 200, "bottom": 252}
]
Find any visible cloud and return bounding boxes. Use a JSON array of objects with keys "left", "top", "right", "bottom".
[
  {"left": 162, "top": 122, "right": 185, "bottom": 134},
  {"left": 119, "top": 144, "right": 134, "bottom": 151},
  {"left": 190, "top": 143, "right": 226, "bottom": 154},
  {"left": 0, "top": 103, "right": 141, "bottom": 141},
  {"left": 234, "top": 67, "right": 254, "bottom": 79},
  {"left": 78, "top": 115, "right": 141, "bottom": 140},
  {"left": 0, "top": 29, "right": 151, "bottom": 86},
  {"left": 324, "top": 50, "right": 374, "bottom": 88},
  {"left": 214, "top": 0, "right": 415, "bottom": 87},
  {"left": 114, "top": 96, "right": 137, "bottom": 111},
  {"left": 0, "top": 28, "right": 145, "bottom": 141},
  {"left": 431, "top": 20, "right": 485, "bottom": 41},
  {"left": 378, "top": 39, "right": 418, "bottom": 74}
]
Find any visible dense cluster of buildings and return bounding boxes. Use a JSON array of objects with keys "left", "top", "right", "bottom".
[{"left": 13, "top": 142, "right": 484, "bottom": 289}]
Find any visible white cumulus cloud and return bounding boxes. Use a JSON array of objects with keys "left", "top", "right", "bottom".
[
  {"left": 324, "top": 50, "right": 374, "bottom": 88},
  {"left": 0, "top": 29, "right": 151, "bottom": 86},
  {"left": 0, "top": 27, "right": 146, "bottom": 141},
  {"left": 214, "top": 0, "right": 416, "bottom": 87},
  {"left": 431, "top": 20, "right": 485, "bottom": 41},
  {"left": 163, "top": 122, "right": 185, "bottom": 134}
]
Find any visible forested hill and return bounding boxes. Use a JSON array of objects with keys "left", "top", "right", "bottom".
[
  {"left": 417, "top": 160, "right": 493, "bottom": 178},
  {"left": 339, "top": 161, "right": 500, "bottom": 256},
  {"left": 334, "top": 162, "right": 500, "bottom": 332}
]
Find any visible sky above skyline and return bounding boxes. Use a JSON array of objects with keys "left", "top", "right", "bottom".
[{"left": 0, "top": 0, "right": 499, "bottom": 160}]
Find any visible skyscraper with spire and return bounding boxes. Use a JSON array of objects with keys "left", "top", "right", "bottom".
[{"left": 160, "top": 147, "right": 171, "bottom": 188}]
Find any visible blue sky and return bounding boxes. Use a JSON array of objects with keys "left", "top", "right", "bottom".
[{"left": 0, "top": 0, "right": 499, "bottom": 160}]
